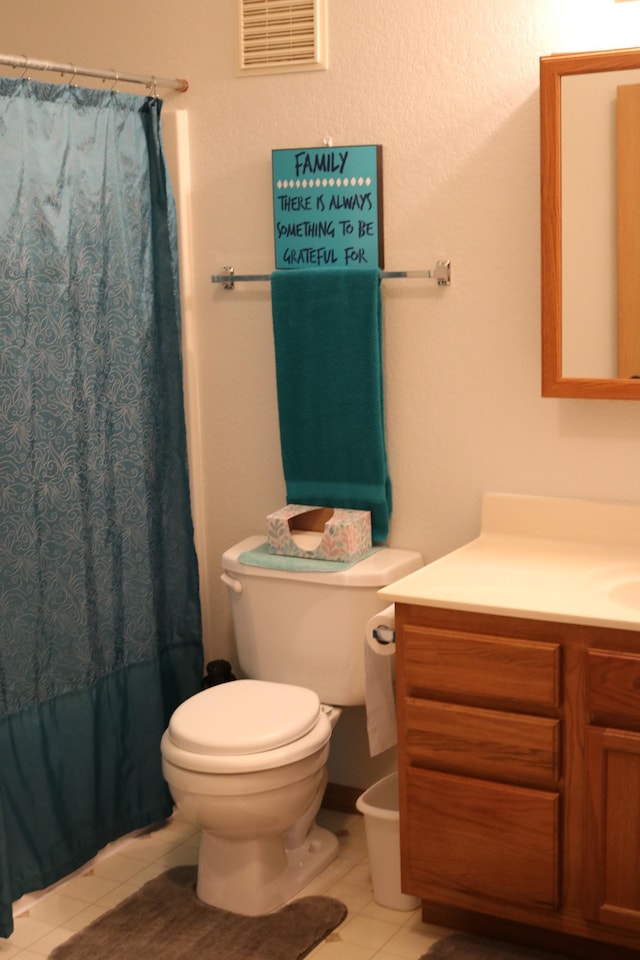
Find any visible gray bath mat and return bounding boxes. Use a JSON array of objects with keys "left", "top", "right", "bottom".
[
  {"left": 49, "top": 864, "right": 347, "bottom": 960},
  {"left": 423, "top": 933, "right": 571, "bottom": 960}
]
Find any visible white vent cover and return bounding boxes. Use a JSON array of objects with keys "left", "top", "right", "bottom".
[{"left": 238, "top": 0, "right": 328, "bottom": 76}]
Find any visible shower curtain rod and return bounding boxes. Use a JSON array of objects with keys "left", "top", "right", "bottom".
[{"left": 0, "top": 53, "right": 188, "bottom": 93}]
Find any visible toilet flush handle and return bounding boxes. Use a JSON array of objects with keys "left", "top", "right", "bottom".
[{"left": 220, "top": 572, "right": 243, "bottom": 594}]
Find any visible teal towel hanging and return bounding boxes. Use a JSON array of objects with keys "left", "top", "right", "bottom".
[{"left": 271, "top": 267, "right": 392, "bottom": 542}]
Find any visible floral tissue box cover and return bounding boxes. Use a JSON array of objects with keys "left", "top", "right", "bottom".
[{"left": 267, "top": 504, "right": 372, "bottom": 562}]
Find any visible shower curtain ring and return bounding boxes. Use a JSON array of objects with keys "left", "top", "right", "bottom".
[
  {"left": 18, "top": 55, "right": 30, "bottom": 79},
  {"left": 147, "top": 77, "right": 158, "bottom": 100}
]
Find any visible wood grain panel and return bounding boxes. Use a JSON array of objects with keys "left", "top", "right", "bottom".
[
  {"left": 405, "top": 766, "right": 560, "bottom": 911},
  {"left": 405, "top": 698, "right": 560, "bottom": 788},
  {"left": 584, "top": 726, "right": 640, "bottom": 931},
  {"left": 403, "top": 625, "right": 560, "bottom": 710},
  {"left": 587, "top": 649, "right": 640, "bottom": 729},
  {"left": 394, "top": 602, "right": 640, "bottom": 952}
]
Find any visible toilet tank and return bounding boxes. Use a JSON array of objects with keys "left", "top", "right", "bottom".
[{"left": 221, "top": 536, "right": 423, "bottom": 706}]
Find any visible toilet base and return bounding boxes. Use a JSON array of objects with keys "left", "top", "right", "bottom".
[{"left": 196, "top": 823, "right": 339, "bottom": 915}]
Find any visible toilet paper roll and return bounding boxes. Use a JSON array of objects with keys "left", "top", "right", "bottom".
[
  {"left": 364, "top": 605, "right": 397, "bottom": 757},
  {"left": 366, "top": 605, "right": 396, "bottom": 657}
]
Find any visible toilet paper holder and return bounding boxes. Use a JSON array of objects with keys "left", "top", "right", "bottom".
[{"left": 372, "top": 624, "right": 395, "bottom": 646}]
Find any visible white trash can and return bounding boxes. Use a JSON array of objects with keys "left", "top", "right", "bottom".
[{"left": 356, "top": 772, "right": 421, "bottom": 911}]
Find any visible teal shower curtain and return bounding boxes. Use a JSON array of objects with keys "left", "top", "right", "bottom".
[{"left": 0, "top": 78, "right": 203, "bottom": 937}]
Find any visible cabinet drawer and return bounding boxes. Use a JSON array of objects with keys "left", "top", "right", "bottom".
[
  {"left": 403, "top": 626, "right": 560, "bottom": 710},
  {"left": 404, "top": 767, "right": 560, "bottom": 912},
  {"left": 405, "top": 698, "right": 560, "bottom": 789},
  {"left": 587, "top": 649, "right": 640, "bottom": 729}
]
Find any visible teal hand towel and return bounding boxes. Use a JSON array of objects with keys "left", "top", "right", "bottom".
[{"left": 271, "top": 267, "right": 392, "bottom": 542}]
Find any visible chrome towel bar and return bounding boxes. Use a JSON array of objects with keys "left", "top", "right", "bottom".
[{"left": 211, "top": 260, "right": 451, "bottom": 289}]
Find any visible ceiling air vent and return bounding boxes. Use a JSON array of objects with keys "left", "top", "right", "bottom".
[{"left": 238, "top": 0, "right": 328, "bottom": 76}]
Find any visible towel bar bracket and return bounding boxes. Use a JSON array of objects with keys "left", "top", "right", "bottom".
[{"left": 211, "top": 260, "right": 451, "bottom": 290}]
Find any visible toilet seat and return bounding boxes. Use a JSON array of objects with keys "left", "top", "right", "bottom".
[
  {"left": 162, "top": 679, "right": 332, "bottom": 774},
  {"left": 169, "top": 679, "right": 322, "bottom": 755}
]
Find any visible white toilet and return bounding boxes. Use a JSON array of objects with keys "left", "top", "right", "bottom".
[{"left": 160, "top": 535, "right": 422, "bottom": 915}]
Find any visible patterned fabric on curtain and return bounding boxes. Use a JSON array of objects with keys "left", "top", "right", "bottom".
[{"left": 0, "top": 78, "right": 203, "bottom": 937}]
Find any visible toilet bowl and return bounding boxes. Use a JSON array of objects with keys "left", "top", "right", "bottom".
[
  {"left": 161, "top": 536, "right": 424, "bottom": 915},
  {"left": 161, "top": 679, "right": 340, "bottom": 914}
]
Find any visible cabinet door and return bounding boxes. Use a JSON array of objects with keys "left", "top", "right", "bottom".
[
  {"left": 584, "top": 726, "right": 640, "bottom": 931},
  {"left": 404, "top": 766, "right": 560, "bottom": 913}
]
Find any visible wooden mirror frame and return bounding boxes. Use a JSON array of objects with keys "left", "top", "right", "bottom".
[{"left": 541, "top": 47, "right": 640, "bottom": 399}]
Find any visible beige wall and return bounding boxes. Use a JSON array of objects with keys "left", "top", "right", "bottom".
[{"left": 5, "top": 1, "right": 640, "bottom": 786}]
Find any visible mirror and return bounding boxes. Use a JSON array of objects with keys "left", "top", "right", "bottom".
[{"left": 541, "top": 47, "right": 640, "bottom": 399}]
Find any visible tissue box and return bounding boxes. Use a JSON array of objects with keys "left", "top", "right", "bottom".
[{"left": 267, "top": 504, "right": 372, "bottom": 562}]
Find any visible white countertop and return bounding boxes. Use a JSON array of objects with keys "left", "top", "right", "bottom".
[{"left": 378, "top": 493, "right": 640, "bottom": 631}]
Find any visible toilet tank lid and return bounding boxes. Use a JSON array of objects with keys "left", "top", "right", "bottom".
[
  {"left": 167, "top": 679, "right": 323, "bottom": 755},
  {"left": 222, "top": 536, "right": 423, "bottom": 587}
]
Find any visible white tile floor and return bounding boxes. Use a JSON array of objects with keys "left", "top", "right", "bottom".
[{"left": 0, "top": 807, "right": 453, "bottom": 960}]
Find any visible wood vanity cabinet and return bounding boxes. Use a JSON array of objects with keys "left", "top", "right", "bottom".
[{"left": 395, "top": 603, "right": 640, "bottom": 957}]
